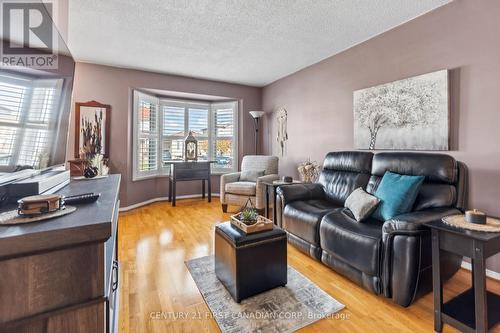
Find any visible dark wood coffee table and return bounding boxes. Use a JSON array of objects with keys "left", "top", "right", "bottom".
[{"left": 426, "top": 220, "right": 500, "bottom": 333}]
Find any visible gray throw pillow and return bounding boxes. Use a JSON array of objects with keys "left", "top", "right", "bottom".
[
  {"left": 240, "top": 169, "right": 265, "bottom": 182},
  {"left": 344, "top": 187, "right": 380, "bottom": 222}
]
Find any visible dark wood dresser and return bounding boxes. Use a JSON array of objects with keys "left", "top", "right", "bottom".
[{"left": 0, "top": 175, "right": 121, "bottom": 333}]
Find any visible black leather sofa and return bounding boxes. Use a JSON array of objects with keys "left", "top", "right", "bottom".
[{"left": 276, "top": 151, "right": 467, "bottom": 307}]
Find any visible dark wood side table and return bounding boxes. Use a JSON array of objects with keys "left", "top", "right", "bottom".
[
  {"left": 262, "top": 180, "right": 302, "bottom": 224},
  {"left": 164, "top": 161, "right": 214, "bottom": 207},
  {"left": 426, "top": 220, "right": 500, "bottom": 333}
]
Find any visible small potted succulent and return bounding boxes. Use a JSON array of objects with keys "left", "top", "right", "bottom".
[{"left": 239, "top": 207, "right": 259, "bottom": 225}]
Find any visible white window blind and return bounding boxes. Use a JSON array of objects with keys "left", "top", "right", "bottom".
[
  {"left": 162, "top": 103, "right": 185, "bottom": 162},
  {"left": 188, "top": 106, "right": 209, "bottom": 161},
  {"left": 132, "top": 91, "right": 238, "bottom": 180},
  {"left": 163, "top": 105, "right": 184, "bottom": 136},
  {"left": 0, "top": 78, "right": 26, "bottom": 166},
  {"left": 0, "top": 74, "right": 62, "bottom": 168}
]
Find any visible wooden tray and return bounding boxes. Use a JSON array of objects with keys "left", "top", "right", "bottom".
[{"left": 230, "top": 214, "right": 273, "bottom": 234}]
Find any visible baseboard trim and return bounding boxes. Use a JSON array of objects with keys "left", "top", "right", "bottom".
[
  {"left": 119, "top": 193, "right": 220, "bottom": 212},
  {"left": 461, "top": 260, "right": 500, "bottom": 281}
]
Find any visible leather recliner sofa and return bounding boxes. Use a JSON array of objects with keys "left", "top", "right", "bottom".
[{"left": 276, "top": 151, "right": 467, "bottom": 307}]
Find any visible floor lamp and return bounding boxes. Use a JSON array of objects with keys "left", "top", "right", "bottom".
[{"left": 249, "top": 111, "right": 265, "bottom": 154}]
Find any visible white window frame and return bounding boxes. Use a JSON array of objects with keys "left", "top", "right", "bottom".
[
  {"left": 132, "top": 90, "right": 160, "bottom": 180},
  {"left": 211, "top": 101, "right": 239, "bottom": 174},
  {"left": 132, "top": 91, "right": 239, "bottom": 181}
]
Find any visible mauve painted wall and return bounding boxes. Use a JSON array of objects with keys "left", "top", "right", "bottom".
[
  {"left": 68, "top": 63, "right": 262, "bottom": 207},
  {"left": 262, "top": 1, "right": 500, "bottom": 273}
]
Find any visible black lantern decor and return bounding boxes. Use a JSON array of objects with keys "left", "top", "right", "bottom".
[{"left": 184, "top": 131, "right": 198, "bottom": 161}]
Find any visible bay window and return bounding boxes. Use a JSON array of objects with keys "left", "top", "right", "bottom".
[{"left": 133, "top": 90, "right": 238, "bottom": 180}]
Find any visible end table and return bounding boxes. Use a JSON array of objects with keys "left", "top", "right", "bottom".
[
  {"left": 164, "top": 160, "right": 214, "bottom": 206},
  {"left": 262, "top": 180, "right": 302, "bottom": 224},
  {"left": 426, "top": 220, "right": 500, "bottom": 333}
]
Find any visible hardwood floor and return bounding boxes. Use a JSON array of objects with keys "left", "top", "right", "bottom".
[{"left": 118, "top": 198, "right": 500, "bottom": 333}]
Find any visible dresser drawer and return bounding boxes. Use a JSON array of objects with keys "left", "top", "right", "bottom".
[
  {"left": 175, "top": 169, "right": 208, "bottom": 180},
  {"left": 174, "top": 162, "right": 210, "bottom": 171},
  {"left": 0, "top": 243, "right": 103, "bottom": 323},
  {"left": 1, "top": 301, "right": 105, "bottom": 333}
]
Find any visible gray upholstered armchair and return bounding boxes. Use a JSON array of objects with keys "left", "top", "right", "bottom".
[{"left": 220, "top": 155, "right": 279, "bottom": 212}]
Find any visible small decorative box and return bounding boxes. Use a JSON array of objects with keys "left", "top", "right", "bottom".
[{"left": 17, "top": 194, "right": 64, "bottom": 216}]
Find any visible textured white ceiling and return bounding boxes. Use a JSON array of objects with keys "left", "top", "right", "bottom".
[{"left": 68, "top": 0, "right": 451, "bottom": 87}]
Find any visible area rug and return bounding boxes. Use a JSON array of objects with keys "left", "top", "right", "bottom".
[{"left": 186, "top": 255, "right": 344, "bottom": 333}]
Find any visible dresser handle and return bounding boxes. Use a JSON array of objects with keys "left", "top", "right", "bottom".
[{"left": 112, "top": 260, "right": 119, "bottom": 292}]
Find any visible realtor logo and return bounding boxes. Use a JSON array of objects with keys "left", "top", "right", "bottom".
[{"left": 1, "top": 0, "right": 58, "bottom": 68}]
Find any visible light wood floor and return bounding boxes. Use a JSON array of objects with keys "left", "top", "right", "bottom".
[{"left": 118, "top": 198, "right": 500, "bottom": 333}]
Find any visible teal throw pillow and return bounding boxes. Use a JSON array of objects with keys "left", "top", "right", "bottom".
[{"left": 372, "top": 171, "right": 424, "bottom": 221}]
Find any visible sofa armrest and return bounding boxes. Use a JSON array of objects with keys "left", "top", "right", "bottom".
[
  {"left": 381, "top": 207, "right": 461, "bottom": 306},
  {"left": 255, "top": 174, "right": 280, "bottom": 209},
  {"left": 275, "top": 183, "right": 325, "bottom": 228},
  {"left": 220, "top": 172, "right": 241, "bottom": 204},
  {"left": 276, "top": 183, "right": 325, "bottom": 207},
  {"left": 382, "top": 207, "right": 461, "bottom": 237}
]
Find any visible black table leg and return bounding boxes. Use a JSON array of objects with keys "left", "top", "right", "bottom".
[
  {"left": 202, "top": 180, "right": 205, "bottom": 199},
  {"left": 272, "top": 187, "right": 278, "bottom": 224},
  {"left": 473, "top": 242, "right": 487, "bottom": 333},
  {"left": 168, "top": 178, "right": 172, "bottom": 202},
  {"left": 207, "top": 175, "right": 211, "bottom": 203},
  {"left": 105, "top": 298, "right": 110, "bottom": 333},
  {"left": 172, "top": 179, "right": 176, "bottom": 207},
  {"left": 431, "top": 229, "right": 443, "bottom": 333},
  {"left": 265, "top": 185, "right": 270, "bottom": 219}
]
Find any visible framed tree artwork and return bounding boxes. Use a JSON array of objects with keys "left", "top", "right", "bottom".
[
  {"left": 353, "top": 69, "right": 449, "bottom": 150},
  {"left": 75, "top": 100, "right": 111, "bottom": 158}
]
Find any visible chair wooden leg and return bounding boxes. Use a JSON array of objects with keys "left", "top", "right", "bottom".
[{"left": 222, "top": 204, "right": 228, "bottom": 213}]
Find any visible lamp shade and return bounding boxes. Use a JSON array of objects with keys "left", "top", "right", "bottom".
[{"left": 249, "top": 110, "right": 265, "bottom": 119}]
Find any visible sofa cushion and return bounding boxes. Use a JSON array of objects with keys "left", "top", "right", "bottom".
[
  {"left": 372, "top": 171, "right": 424, "bottom": 221},
  {"left": 320, "top": 209, "right": 384, "bottom": 276},
  {"left": 283, "top": 199, "right": 340, "bottom": 246},
  {"left": 225, "top": 181, "right": 256, "bottom": 196},
  {"left": 318, "top": 151, "right": 373, "bottom": 206},
  {"left": 368, "top": 152, "right": 460, "bottom": 212},
  {"left": 370, "top": 152, "right": 457, "bottom": 184},
  {"left": 344, "top": 187, "right": 380, "bottom": 222}
]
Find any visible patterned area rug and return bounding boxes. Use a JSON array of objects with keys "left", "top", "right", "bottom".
[{"left": 186, "top": 256, "right": 344, "bottom": 333}]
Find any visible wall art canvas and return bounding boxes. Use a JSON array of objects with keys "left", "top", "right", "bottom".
[
  {"left": 75, "top": 101, "right": 111, "bottom": 158},
  {"left": 353, "top": 69, "right": 449, "bottom": 150}
]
